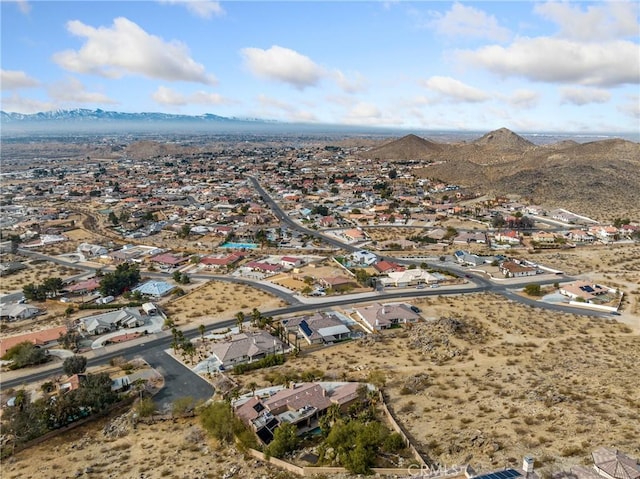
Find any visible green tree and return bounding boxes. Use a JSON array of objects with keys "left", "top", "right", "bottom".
[
  {"left": 42, "top": 277, "right": 64, "bottom": 297},
  {"left": 99, "top": 263, "right": 140, "bottom": 296},
  {"left": 62, "top": 355, "right": 87, "bottom": 376},
  {"left": 265, "top": 423, "right": 299, "bottom": 459}
]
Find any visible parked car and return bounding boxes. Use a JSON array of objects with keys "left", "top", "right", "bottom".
[{"left": 410, "top": 305, "right": 421, "bottom": 313}]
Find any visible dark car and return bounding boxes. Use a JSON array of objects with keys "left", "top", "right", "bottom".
[{"left": 410, "top": 305, "right": 421, "bottom": 313}]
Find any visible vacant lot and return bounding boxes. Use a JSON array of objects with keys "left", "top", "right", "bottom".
[
  {"left": 163, "top": 279, "right": 287, "bottom": 326},
  {"left": 0, "top": 259, "right": 82, "bottom": 294}
]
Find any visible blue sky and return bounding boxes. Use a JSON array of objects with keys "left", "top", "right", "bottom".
[{"left": 1, "top": 0, "right": 639, "bottom": 133}]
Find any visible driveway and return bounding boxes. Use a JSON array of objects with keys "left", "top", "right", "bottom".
[{"left": 90, "top": 315, "right": 165, "bottom": 349}]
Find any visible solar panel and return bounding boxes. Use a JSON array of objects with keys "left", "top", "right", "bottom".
[
  {"left": 299, "top": 320, "right": 313, "bottom": 337},
  {"left": 473, "top": 469, "right": 522, "bottom": 479}
]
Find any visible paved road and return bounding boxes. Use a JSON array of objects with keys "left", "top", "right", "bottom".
[{"left": 1, "top": 282, "right": 608, "bottom": 392}]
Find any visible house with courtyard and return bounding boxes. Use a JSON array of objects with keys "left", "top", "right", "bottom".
[
  {"left": 233, "top": 382, "right": 362, "bottom": 444},
  {"left": 559, "top": 281, "right": 618, "bottom": 305}
]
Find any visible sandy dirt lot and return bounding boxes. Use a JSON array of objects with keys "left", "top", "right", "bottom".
[
  {"left": 162, "top": 279, "right": 288, "bottom": 326},
  {"left": 1, "top": 413, "right": 294, "bottom": 479},
  {"left": 0, "top": 259, "right": 82, "bottom": 294}
]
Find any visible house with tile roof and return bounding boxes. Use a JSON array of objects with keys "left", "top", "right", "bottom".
[
  {"left": 0, "top": 325, "right": 67, "bottom": 357},
  {"left": 209, "top": 331, "right": 286, "bottom": 369},
  {"left": 552, "top": 448, "right": 639, "bottom": 479},
  {"left": 233, "top": 382, "right": 363, "bottom": 444}
]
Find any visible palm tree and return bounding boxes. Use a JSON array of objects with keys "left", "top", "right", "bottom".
[
  {"left": 198, "top": 324, "right": 206, "bottom": 342},
  {"left": 251, "top": 308, "right": 262, "bottom": 327},
  {"left": 235, "top": 311, "right": 245, "bottom": 333},
  {"left": 247, "top": 381, "right": 258, "bottom": 397}
]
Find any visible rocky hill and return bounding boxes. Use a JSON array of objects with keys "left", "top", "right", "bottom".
[
  {"left": 372, "top": 129, "right": 640, "bottom": 221},
  {"left": 365, "top": 133, "right": 444, "bottom": 160}
]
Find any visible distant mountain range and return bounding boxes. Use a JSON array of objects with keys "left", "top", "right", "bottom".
[{"left": 0, "top": 108, "right": 268, "bottom": 124}]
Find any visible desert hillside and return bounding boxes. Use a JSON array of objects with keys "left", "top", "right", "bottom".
[{"left": 369, "top": 129, "right": 640, "bottom": 221}]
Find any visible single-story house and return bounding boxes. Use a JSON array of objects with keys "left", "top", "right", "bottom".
[
  {"left": 150, "top": 252, "right": 188, "bottom": 269},
  {"left": 132, "top": 280, "right": 175, "bottom": 298},
  {"left": 283, "top": 312, "right": 351, "bottom": 344},
  {"left": 0, "top": 325, "right": 67, "bottom": 357},
  {"left": 65, "top": 277, "right": 101, "bottom": 295},
  {"left": 379, "top": 269, "right": 440, "bottom": 288},
  {"left": 354, "top": 303, "right": 421, "bottom": 332},
  {"left": 500, "top": 261, "right": 537, "bottom": 278},
  {"left": 318, "top": 276, "right": 358, "bottom": 292},
  {"left": 77, "top": 243, "right": 108, "bottom": 256},
  {"left": 210, "top": 331, "right": 286, "bottom": 369},
  {"left": 352, "top": 250, "right": 377, "bottom": 265},
  {"left": 373, "top": 260, "right": 405, "bottom": 274},
  {"left": 201, "top": 252, "right": 244, "bottom": 269},
  {"left": 0, "top": 303, "right": 43, "bottom": 321},
  {"left": 80, "top": 307, "right": 145, "bottom": 335},
  {"left": 494, "top": 230, "right": 521, "bottom": 244},
  {"left": 559, "top": 281, "right": 615, "bottom": 303}
]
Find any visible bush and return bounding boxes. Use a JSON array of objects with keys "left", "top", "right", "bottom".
[
  {"left": 233, "top": 354, "right": 285, "bottom": 374},
  {"left": 1, "top": 341, "right": 48, "bottom": 370},
  {"left": 135, "top": 397, "right": 157, "bottom": 417}
]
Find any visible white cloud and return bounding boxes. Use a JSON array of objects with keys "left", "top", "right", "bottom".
[
  {"left": 52, "top": 17, "right": 216, "bottom": 84},
  {"left": 48, "top": 77, "right": 116, "bottom": 104},
  {"left": 422, "top": 76, "right": 489, "bottom": 103},
  {"left": 534, "top": 1, "right": 639, "bottom": 41},
  {"left": 333, "top": 70, "right": 368, "bottom": 94},
  {"left": 241, "top": 45, "right": 324, "bottom": 90},
  {"left": 617, "top": 95, "right": 640, "bottom": 119},
  {"left": 1, "top": 69, "right": 40, "bottom": 90},
  {"left": 342, "top": 102, "right": 383, "bottom": 125},
  {"left": 159, "top": 0, "right": 224, "bottom": 19},
  {"left": 152, "top": 85, "right": 231, "bottom": 106},
  {"left": 253, "top": 94, "right": 318, "bottom": 122},
  {"left": 0, "top": 93, "right": 54, "bottom": 113},
  {"left": 4, "top": 0, "right": 32, "bottom": 15},
  {"left": 507, "top": 89, "right": 539, "bottom": 109},
  {"left": 430, "top": 2, "right": 510, "bottom": 41},
  {"left": 457, "top": 37, "right": 639, "bottom": 87},
  {"left": 560, "top": 87, "right": 611, "bottom": 106}
]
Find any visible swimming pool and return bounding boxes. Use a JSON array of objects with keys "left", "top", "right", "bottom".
[{"left": 220, "top": 242, "right": 259, "bottom": 249}]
